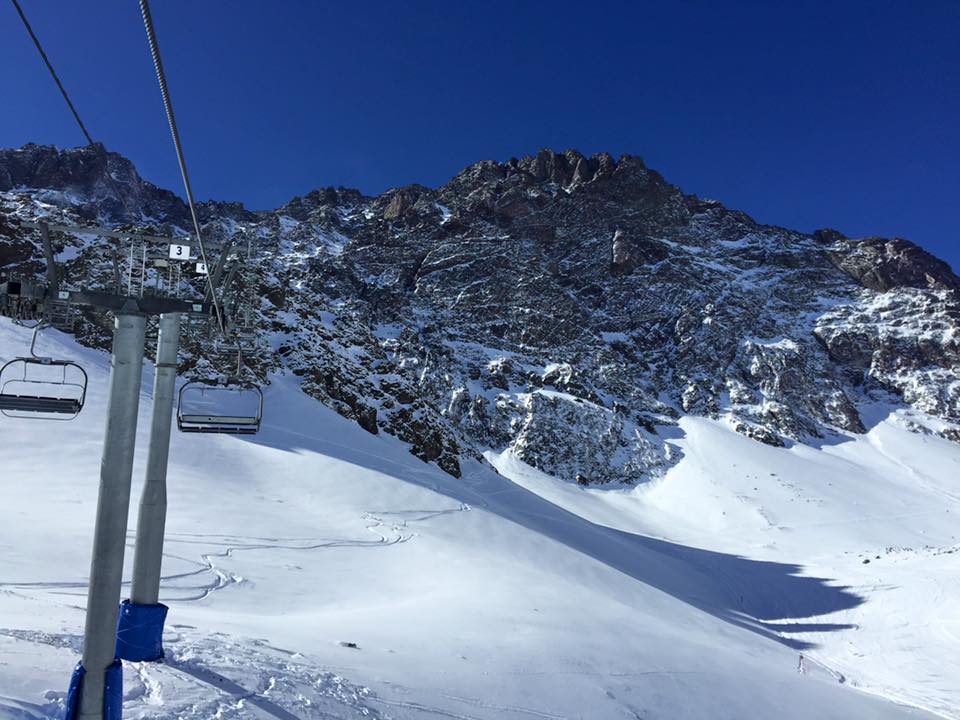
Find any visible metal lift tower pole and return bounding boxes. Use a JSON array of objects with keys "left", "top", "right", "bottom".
[
  {"left": 3, "top": 222, "right": 212, "bottom": 719},
  {"left": 130, "top": 312, "right": 181, "bottom": 605},
  {"left": 78, "top": 313, "right": 147, "bottom": 720}
]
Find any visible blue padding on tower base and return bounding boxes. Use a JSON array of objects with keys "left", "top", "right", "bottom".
[
  {"left": 116, "top": 598, "right": 168, "bottom": 662},
  {"left": 63, "top": 659, "right": 122, "bottom": 720},
  {"left": 64, "top": 662, "right": 85, "bottom": 720},
  {"left": 104, "top": 658, "right": 123, "bottom": 720}
]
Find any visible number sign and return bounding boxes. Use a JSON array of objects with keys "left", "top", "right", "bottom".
[{"left": 168, "top": 244, "right": 191, "bottom": 260}]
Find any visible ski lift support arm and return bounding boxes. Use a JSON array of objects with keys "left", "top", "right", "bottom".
[
  {"left": 1, "top": 280, "right": 210, "bottom": 317},
  {"left": 20, "top": 221, "right": 238, "bottom": 300}
]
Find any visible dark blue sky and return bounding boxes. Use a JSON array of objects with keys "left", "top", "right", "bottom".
[{"left": 2, "top": 1, "right": 958, "bottom": 270}]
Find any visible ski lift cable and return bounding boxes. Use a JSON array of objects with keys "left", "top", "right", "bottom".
[
  {"left": 138, "top": 0, "right": 226, "bottom": 335},
  {"left": 10, "top": 1, "right": 188, "bottom": 294},
  {"left": 9, "top": 0, "right": 95, "bottom": 146}
]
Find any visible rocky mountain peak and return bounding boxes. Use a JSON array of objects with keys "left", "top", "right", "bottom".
[
  {"left": 446, "top": 148, "right": 659, "bottom": 197},
  {"left": 2, "top": 143, "right": 958, "bottom": 484},
  {"left": 0, "top": 142, "right": 116, "bottom": 192},
  {"left": 0, "top": 143, "right": 191, "bottom": 226}
]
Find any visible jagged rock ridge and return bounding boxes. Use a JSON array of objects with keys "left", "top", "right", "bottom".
[{"left": 1, "top": 143, "right": 958, "bottom": 482}]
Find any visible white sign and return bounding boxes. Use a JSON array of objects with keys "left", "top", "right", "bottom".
[
  {"left": 168, "top": 244, "right": 191, "bottom": 260},
  {"left": 195, "top": 262, "right": 208, "bottom": 275}
]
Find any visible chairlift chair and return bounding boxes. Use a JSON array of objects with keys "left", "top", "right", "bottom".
[
  {"left": 178, "top": 331, "right": 264, "bottom": 435},
  {"left": 177, "top": 379, "right": 263, "bottom": 434},
  {"left": 0, "top": 323, "right": 88, "bottom": 420}
]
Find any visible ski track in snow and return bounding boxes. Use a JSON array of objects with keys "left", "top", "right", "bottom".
[
  {"left": 439, "top": 694, "right": 567, "bottom": 719},
  {"left": 160, "top": 505, "right": 469, "bottom": 603},
  {"left": 0, "top": 505, "right": 470, "bottom": 603},
  {"left": 0, "top": 505, "right": 474, "bottom": 720}
]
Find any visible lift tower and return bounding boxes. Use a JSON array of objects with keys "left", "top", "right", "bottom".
[{"left": 0, "top": 221, "right": 210, "bottom": 720}]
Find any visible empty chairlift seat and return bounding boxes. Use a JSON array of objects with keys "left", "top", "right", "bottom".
[
  {"left": 177, "top": 380, "right": 263, "bottom": 435},
  {"left": 0, "top": 357, "right": 88, "bottom": 419}
]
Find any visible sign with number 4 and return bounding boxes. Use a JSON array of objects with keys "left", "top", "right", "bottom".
[
  {"left": 195, "top": 262, "right": 208, "bottom": 275},
  {"left": 168, "top": 244, "right": 191, "bottom": 260}
]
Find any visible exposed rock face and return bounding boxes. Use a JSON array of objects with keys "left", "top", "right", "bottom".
[
  {"left": 815, "top": 288, "right": 960, "bottom": 419},
  {"left": 504, "top": 390, "right": 671, "bottom": 484},
  {"left": 610, "top": 230, "right": 668, "bottom": 275},
  {"left": 828, "top": 233, "right": 960, "bottom": 292},
  {"left": 2, "top": 144, "right": 958, "bottom": 483}
]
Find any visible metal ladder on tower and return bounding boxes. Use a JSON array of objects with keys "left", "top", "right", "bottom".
[
  {"left": 45, "top": 300, "right": 79, "bottom": 332},
  {"left": 126, "top": 242, "right": 147, "bottom": 298}
]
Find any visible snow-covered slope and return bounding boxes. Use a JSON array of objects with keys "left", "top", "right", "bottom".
[
  {"left": 2, "top": 320, "right": 956, "bottom": 719},
  {"left": 490, "top": 412, "right": 960, "bottom": 717}
]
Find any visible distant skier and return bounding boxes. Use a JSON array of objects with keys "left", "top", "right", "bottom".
[{"left": 797, "top": 654, "right": 806, "bottom": 675}]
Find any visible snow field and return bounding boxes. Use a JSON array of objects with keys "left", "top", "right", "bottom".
[{"left": 1, "top": 320, "right": 954, "bottom": 719}]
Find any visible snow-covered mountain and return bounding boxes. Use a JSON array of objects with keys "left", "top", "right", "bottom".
[
  {"left": 1, "top": 143, "right": 959, "bottom": 718},
  {"left": 2, "top": 143, "right": 958, "bottom": 486}
]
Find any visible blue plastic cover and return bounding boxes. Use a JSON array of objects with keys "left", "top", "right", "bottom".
[
  {"left": 104, "top": 658, "right": 123, "bottom": 720},
  {"left": 64, "top": 661, "right": 85, "bottom": 720},
  {"left": 63, "top": 659, "right": 122, "bottom": 720},
  {"left": 115, "top": 599, "right": 169, "bottom": 662}
]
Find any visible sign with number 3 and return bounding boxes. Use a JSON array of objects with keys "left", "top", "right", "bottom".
[{"left": 168, "top": 244, "right": 191, "bottom": 260}]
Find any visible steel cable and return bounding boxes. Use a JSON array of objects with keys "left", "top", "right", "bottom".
[
  {"left": 10, "top": 0, "right": 95, "bottom": 146},
  {"left": 138, "top": 0, "right": 226, "bottom": 334}
]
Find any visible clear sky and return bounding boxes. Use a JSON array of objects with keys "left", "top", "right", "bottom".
[{"left": 2, "top": 1, "right": 958, "bottom": 270}]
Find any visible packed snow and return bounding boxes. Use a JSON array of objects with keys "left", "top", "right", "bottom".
[{"left": 1, "top": 320, "right": 956, "bottom": 719}]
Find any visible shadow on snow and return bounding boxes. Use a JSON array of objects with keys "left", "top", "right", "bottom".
[{"left": 243, "top": 381, "right": 863, "bottom": 651}]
